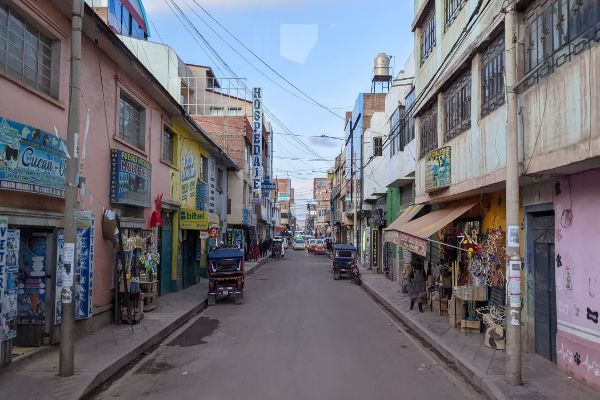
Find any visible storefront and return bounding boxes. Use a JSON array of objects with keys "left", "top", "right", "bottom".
[{"left": 179, "top": 209, "right": 208, "bottom": 289}]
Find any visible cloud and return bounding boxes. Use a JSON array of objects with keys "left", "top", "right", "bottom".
[
  {"left": 280, "top": 24, "right": 318, "bottom": 64},
  {"left": 144, "top": 0, "right": 299, "bottom": 13}
]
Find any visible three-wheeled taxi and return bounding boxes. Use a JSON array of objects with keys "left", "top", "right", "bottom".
[
  {"left": 207, "top": 248, "right": 244, "bottom": 305},
  {"left": 332, "top": 244, "right": 357, "bottom": 280}
]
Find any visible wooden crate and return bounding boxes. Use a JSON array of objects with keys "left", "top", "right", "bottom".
[
  {"left": 432, "top": 299, "right": 448, "bottom": 316},
  {"left": 140, "top": 280, "right": 158, "bottom": 294},
  {"left": 461, "top": 319, "right": 481, "bottom": 333},
  {"left": 448, "top": 297, "right": 465, "bottom": 327},
  {"left": 142, "top": 292, "right": 158, "bottom": 312}
]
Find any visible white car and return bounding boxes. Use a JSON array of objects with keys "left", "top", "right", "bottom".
[{"left": 293, "top": 239, "right": 305, "bottom": 250}]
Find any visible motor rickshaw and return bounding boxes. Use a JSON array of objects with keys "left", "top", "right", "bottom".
[
  {"left": 332, "top": 244, "right": 359, "bottom": 283},
  {"left": 207, "top": 248, "right": 244, "bottom": 305},
  {"left": 271, "top": 238, "right": 285, "bottom": 259}
]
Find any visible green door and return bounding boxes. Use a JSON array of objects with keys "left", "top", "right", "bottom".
[{"left": 160, "top": 211, "right": 173, "bottom": 295}]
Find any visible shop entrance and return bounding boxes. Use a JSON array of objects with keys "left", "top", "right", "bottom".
[
  {"left": 532, "top": 211, "right": 557, "bottom": 362},
  {"left": 159, "top": 211, "right": 173, "bottom": 295},
  {"left": 182, "top": 231, "right": 199, "bottom": 289}
]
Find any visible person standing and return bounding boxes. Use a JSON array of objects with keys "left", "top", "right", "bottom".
[{"left": 407, "top": 264, "right": 426, "bottom": 312}]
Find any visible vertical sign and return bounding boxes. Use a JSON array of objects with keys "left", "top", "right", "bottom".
[
  {"left": 252, "top": 87, "right": 263, "bottom": 204},
  {"left": 372, "top": 229, "right": 379, "bottom": 268}
]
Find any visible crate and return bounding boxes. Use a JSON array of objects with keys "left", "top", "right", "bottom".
[
  {"left": 448, "top": 297, "right": 466, "bottom": 327},
  {"left": 140, "top": 280, "right": 158, "bottom": 294},
  {"left": 432, "top": 299, "right": 448, "bottom": 316},
  {"left": 142, "top": 292, "right": 158, "bottom": 312},
  {"left": 461, "top": 319, "right": 481, "bottom": 333},
  {"left": 453, "top": 285, "right": 488, "bottom": 301},
  {"left": 120, "top": 295, "right": 144, "bottom": 324}
]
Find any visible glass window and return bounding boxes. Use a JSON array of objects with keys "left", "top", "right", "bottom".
[
  {"left": 0, "top": 5, "right": 55, "bottom": 97},
  {"left": 373, "top": 137, "right": 383, "bottom": 157},
  {"left": 420, "top": 6, "right": 436, "bottom": 65},
  {"left": 481, "top": 33, "right": 505, "bottom": 116},
  {"left": 389, "top": 106, "right": 401, "bottom": 157},
  {"left": 400, "top": 88, "right": 416, "bottom": 151},
  {"left": 445, "top": 0, "right": 467, "bottom": 29},
  {"left": 162, "top": 127, "right": 174, "bottom": 164},
  {"left": 209, "top": 106, "right": 224, "bottom": 116},
  {"left": 228, "top": 106, "right": 243, "bottom": 116},
  {"left": 419, "top": 104, "right": 438, "bottom": 158},
  {"left": 216, "top": 168, "right": 224, "bottom": 193},
  {"left": 119, "top": 94, "right": 145, "bottom": 149},
  {"left": 201, "top": 156, "right": 208, "bottom": 182},
  {"left": 444, "top": 71, "right": 471, "bottom": 142}
]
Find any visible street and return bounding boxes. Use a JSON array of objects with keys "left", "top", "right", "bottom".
[{"left": 95, "top": 250, "right": 481, "bottom": 400}]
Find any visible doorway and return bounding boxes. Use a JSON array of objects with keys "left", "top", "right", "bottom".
[
  {"left": 159, "top": 211, "right": 173, "bottom": 295},
  {"left": 532, "top": 211, "right": 557, "bottom": 362},
  {"left": 182, "top": 230, "right": 199, "bottom": 289}
]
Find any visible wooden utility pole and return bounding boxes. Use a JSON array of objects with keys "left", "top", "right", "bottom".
[{"left": 60, "top": 0, "right": 83, "bottom": 377}]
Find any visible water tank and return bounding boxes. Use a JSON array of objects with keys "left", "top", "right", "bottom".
[{"left": 373, "top": 53, "right": 391, "bottom": 80}]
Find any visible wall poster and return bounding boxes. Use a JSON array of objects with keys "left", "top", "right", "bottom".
[
  {"left": 17, "top": 233, "right": 47, "bottom": 324},
  {"left": 0, "top": 219, "right": 19, "bottom": 341}
]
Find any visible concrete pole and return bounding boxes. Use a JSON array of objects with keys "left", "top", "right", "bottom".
[
  {"left": 504, "top": 5, "right": 522, "bottom": 386},
  {"left": 60, "top": 0, "right": 83, "bottom": 377}
]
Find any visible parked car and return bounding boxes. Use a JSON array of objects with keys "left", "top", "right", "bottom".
[
  {"left": 312, "top": 239, "right": 327, "bottom": 255},
  {"left": 293, "top": 239, "right": 305, "bottom": 250}
]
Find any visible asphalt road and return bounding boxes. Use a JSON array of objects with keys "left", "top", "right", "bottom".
[{"left": 96, "top": 250, "right": 481, "bottom": 400}]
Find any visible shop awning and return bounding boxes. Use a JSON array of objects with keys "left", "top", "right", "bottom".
[
  {"left": 384, "top": 205, "right": 424, "bottom": 243},
  {"left": 385, "top": 200, "right": 478, "bottom": 257}
]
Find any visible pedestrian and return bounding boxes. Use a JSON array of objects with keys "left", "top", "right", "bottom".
[{"left": 407, "top": 264, "right": 426, "bottom": 312}]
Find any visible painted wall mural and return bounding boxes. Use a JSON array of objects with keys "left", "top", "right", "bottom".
[{"left": 554, "top": 169, "right": 600, "bottom": 388}]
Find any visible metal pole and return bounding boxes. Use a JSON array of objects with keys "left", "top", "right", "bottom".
[
  {"left": 60, "top": 0, "right": 83, "bottom": 377},
  {"left": 504, "top": 5, "right": 522, "bottom": 385}
]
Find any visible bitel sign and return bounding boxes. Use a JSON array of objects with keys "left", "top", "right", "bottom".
[{"left": 252, "top": 87, "right": 262, "bottom": 200}]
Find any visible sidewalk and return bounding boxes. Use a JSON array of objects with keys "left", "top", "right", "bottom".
[
  {"left": 360, "top": 268, "right": 600, "bottom": 400},
  {"left": 0, "top": 257, "right": 272, "bottom": 400}
]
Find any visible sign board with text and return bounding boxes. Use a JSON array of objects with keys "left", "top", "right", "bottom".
[
  {"left": 110, "top": 149, "right": 152, "bottom": 207},
  {"left": 252, "top": 88, "right": 263, "bottom": 202},
  {"left": 425, "top": 146, "right": 451, "bottom": 192},
  {"left": 180, "top": 209, "right": 208, "bottom": 231}
]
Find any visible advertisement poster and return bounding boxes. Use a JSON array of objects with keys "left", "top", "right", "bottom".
[
  {"left": 180, "top": 209, "right": 208, "bottom": 231},
  {"left": 425, "top": 146, "right": 451, "bottom": 192},
  {"left": 180, "top": 152, "right": 197, "bottom": 205},
  {"left": 109, "top": 149, "right": 151, "bottom": 207},
  {"left": 17, "top": 233, "right": 47, "bottom": 324},
  {"left": 0, "top": 220, "right": 18, "bottom": 340},
  {"left": 55, "top": 212, "right": 95, "bottom": 325},
  {"left": 0, "top": 117, "right": 67, "bottom": 197}
]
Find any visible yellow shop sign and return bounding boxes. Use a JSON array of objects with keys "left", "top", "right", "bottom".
[{"left": 180, "top": 208, "right": 208, "bottom": 230}]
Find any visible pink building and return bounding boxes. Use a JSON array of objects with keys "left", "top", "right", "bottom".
[{"left": 0, "top": 0, "right": 214, "bottom": 363}]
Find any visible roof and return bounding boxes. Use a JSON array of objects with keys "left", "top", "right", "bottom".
[
  {"left": 208, "top": 248, "right": 244, "bottom": 260},
  {"left": 334, "top": 244, "right": 356, "bottom": 251}
]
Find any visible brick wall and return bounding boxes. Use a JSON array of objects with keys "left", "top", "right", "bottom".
[{"left": 194, "top": 116, "right": 251, "bottom": 168}]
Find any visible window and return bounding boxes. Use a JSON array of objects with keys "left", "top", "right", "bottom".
[
  {"left": 389, "top": 107, "right": 401, "bottom": 157},
  {"left": 162, "top": 127, "right": 174, "bottom": 164},
  {"left": 445, "top": 0, "right": 467, "bottom": 28},
  {"left": 119, "top": 94, "right": 145, "bottom": 149},
  {"left": 228, "top": 106, "right": 243, "bottom": 116},
  {"left": 444, "top": 71, "right": 471, "bottom": 142},
  {"left": 524, "top": 0, "right": 600, "bottom": 85},
  {"left": 373, "top": 137, "right": 383, "bottom": 157},
  {"left": 0, "top": 5, "right": 56, "bottom": 97},
  {"left": 209, "top": 106, "right": 224, "bottom": 116},
  {"left": 400, "top": 89, "right": 416, "bottom": 151},
  {"left": 419, "top": 104, "right": 438, "bottom": 158},
  {"left": 201, "top": 156, "right": 208, "bottom": 182},
  {"left": 216, "top": 168, "right": 224, "bottom": 193},
  {"left": 420, "top": 6, "right": 436, "bottom": 65},
  {"left": 481, "top": 34, "right": 505, "bottom": 116}
]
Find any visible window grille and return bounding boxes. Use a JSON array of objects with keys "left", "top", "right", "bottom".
[
  {"left": 0, "top": 5, "right": 55, "bottom": 97},
  {"left": 400, "top": 89, "right": 416, "bottom": 151},
  {"left": 119, "top": 95, "right": 144, "bottom": 149},
  {"left": 419, "top": 104, "right": 438, "bottom": 157},
  {"left": 444, "top": 71, "right": 471, "bottom": 142},
  {"left": 162, "top": 128, "right": 174, "bottom": 164},
  {"left": 445, "top": 0, "right": 467, "bottom": 28},
  {"left": 389, "top": 107, "right": 401, "bottom": 157},
  {"left": 373, "top": 137, "right": 383, "bottom": 157},
  {"left": 481, "top": 34, "right": 505, "bottom": 116},
  {"left": 420, "top": 6, "right": 437, "bottom": 65}
]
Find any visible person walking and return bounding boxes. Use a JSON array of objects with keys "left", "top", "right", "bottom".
[{"left": 407, "top": 264, "right": 426, "bottom": 312}]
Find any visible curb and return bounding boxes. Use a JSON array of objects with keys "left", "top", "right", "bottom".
[
  {"left": 80, "top": 297, "right": 208, "bottom": 399},
  {"left": 245, "top": 257, "right": 270, "bottom": 276},
  {"left": 361, "top": 278, "right": 504, "bottom": 400}
]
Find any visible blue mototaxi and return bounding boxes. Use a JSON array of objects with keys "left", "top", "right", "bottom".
[
  {"left": 332, "top": 244, "right": 357, "bottom": 280},
  {"left": 207, "top": 248, "right": 245, "bottom": 305}
]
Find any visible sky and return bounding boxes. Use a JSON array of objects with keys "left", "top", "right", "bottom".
[{"left": 143, "top": 0, "right": 415, "bottom": 224}]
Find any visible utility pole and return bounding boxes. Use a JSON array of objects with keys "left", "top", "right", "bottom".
[
  {"left": 60, "top": 0, "right": 83, "bottom": 377},
  {"left": 504, "top": 4, "right": 521, "bottom": 386},
  {"left": 349, "top": 113, "right": 361, "bottom": 253}
]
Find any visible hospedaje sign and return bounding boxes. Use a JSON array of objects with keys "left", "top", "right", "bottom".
[
  {"left": 180, "top": 208, "right": 208, "bottom": 230},
  {"left": 425, "top": 146, "right": 451, "bottom": 192},
  {"left": 0, "top": 117, "right": 67, "bottom": 197},
  {"left": 252, "top": 87, "right": 263, "bottom": 203},
  {"left": 110, "top": 149, "right": 151, "bottom": 208}
]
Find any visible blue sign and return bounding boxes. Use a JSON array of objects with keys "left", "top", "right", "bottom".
[
  {"left": 109, "top": 149, "right": 152, "bottom": 207},
  {"left": 0, "top": 117, "right": 67, "bottom": 197}
]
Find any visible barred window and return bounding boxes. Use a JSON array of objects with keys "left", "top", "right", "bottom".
[
  {"left": 119, "top": 94, "right": 145, "bottom": 149},
  {"left": 0, "top": 5, "right": 56, "bottom": 97},
  {"left": 373, "top": 137, "right": 383, "bottom": 157},
  {"left": 420, "top": 7, "right": 436, "bottom": 65},
  {"left": 216, "top": 168, "right": 224, "bottom": 193},
  {"left": 400, "top": 89, "right": 416, "bottom": 151},
  {"left": 524, "top": 0, "right": 600, "bottom": 85},
  {"left": 162, "top": 127, "right": 175, "bottom": 164},
  {"left": 389, "top": 106, "right": 401, "bottom": 157},
  {"left": 444, "top": 71, "right": 471, "bottom": 142},
  {"left": 481, "top": 34, "right": 505, "bottom": 116},
  {"left": 445, "top": 0, "right": 467, "bottom": 28},
  {"left": 201, "top": 156, "right": 209, "bottom": 182},
  {"left": 419, "top": 104, "right": 438, "bottom": 158}
]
